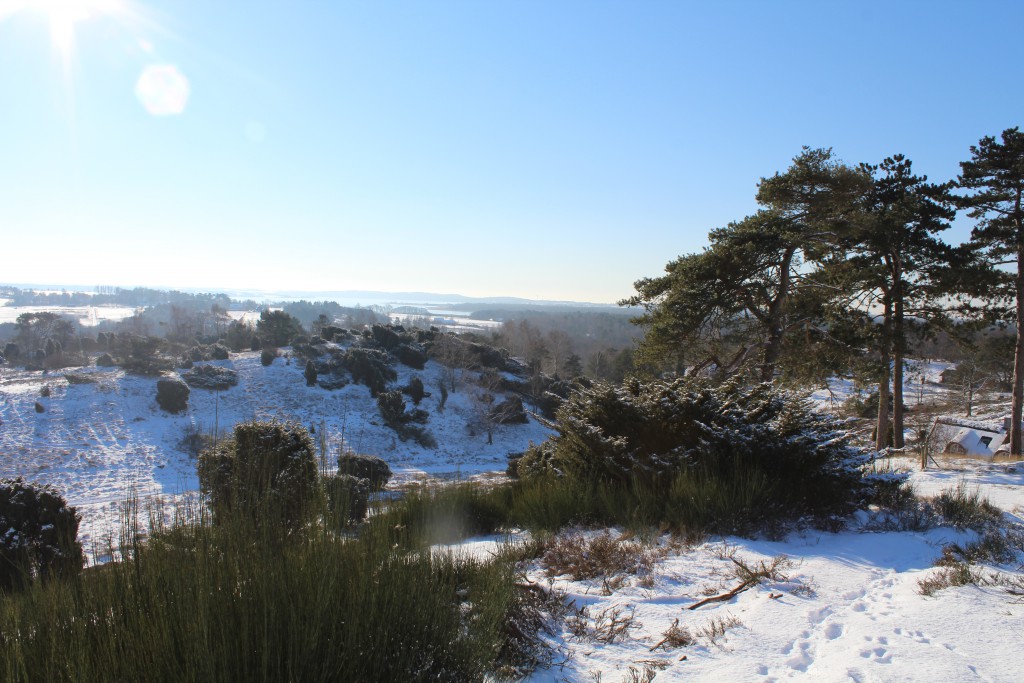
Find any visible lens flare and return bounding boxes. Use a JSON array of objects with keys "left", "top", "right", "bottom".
[{"left": 135, "top": 63, "right": 189, "bottom": 116}]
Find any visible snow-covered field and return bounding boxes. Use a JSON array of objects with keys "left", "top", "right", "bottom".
[
  {"left": 0, "top": 304, "right": 138, "bottom": 327},
  {"left": 0, "top": 349, "right": 551, "bottom": 557}
]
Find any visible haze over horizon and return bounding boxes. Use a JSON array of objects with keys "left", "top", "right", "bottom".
[{"left": 2, "top": 1, "right": 1022, "bottom": 302}]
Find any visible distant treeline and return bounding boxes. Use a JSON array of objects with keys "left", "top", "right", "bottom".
[{"left": 1, "top": 286, "right": 231, "bottom": 310}]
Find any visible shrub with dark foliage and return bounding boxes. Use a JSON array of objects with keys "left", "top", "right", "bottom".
[
  {"left": 403, "top": 376, "right": 428, "bottom": 405},
  {"left": 516, "top": 377, "right": 884, "bottom": 521},
  {"left": 255, "top": 310, "right": 304, "bottom": 347},
  {"left": 182, "top": 364, "right": 239, "bottom": 390},
  {"left": 370, "top": 324, "right": 405, "bottom": 351},
  {"left": 337, "top": 453, "right": 392, "bottom": 491},
  {"left": 156, "top": 375, "right": 190, "bottom": 413},
  {"left": 304, "top": 360, "right": 318, "bottom": 387},
  {"left": 376, "top": 391, "right": 435, "bottom": 447},
  {"left": 260, "top": 348, "right": 277, "bottom": 366},
  {"left": 197, "top": 420, "right": 321, "bottom": 530},
  {"left": 343, "top": 348, "right": 396, "bottom": 396},
  {"left": 325, "top": 474, "right": 370, "bottom": 524},
  {"left": 394, "top": 343, "right": 428, "bottom": 369},
  {"left": 0, "top": 478, "right": 84, "bottom": 591},
  {"left": 489, "top": 396, "right": 528, "bottom": 424}
]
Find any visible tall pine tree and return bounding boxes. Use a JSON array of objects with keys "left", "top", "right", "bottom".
[
  {"left": 959, "top": 127, "right": 1024, "bottom": 454},
  {"left": 836, "top": 155, "right": 955, "bottom": 450}
]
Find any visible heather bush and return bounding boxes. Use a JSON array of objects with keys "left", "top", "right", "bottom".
[
  {"left": 197, "top": 420, "right": 321, "bottom": 530},
  {"left": 156, "top": 375, "right": 190, "bottom": 413},
  {"left": 394, "top": 343, "right": 428, "bottom": 369},
  {"left": 344, "top": 348, "right": 396, "bottom": 396},
  {"left": 337, "top": 453, "right": 392, "bottom": 491},
  {"left": 0, "top": 478, "right": 83, "bottom": 592},
  {"left": 403, "top": 376, "right": 428, "bottom": 405},
  {"left": 182, "top": 364, "right": 238, "bottom": 390}
]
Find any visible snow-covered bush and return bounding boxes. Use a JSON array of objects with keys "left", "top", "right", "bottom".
[
  {"left": 337, "top": 453, "right": 392, "bottom": 491},
  {"left": 156, "top": 375, "right": 190, "bottom": 413},
  {"left": 490, "top": 396, "right": 528, "bottom": 425},
  {"left": 197, "top": 420, "right": 322, "bottom": 530},
  {"left": 182, "top": 364, "right": 239, "bottom": 390},
  {"left": 0, "top": 478, "right": 84, "bottom": 591},
  {"left": 516, "top": 377, "right": 883, "bottom": 523}
]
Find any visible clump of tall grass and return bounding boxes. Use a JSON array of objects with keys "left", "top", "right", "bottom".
[{"left": 0, "top": 488, "right": 551, "bottom": 682}]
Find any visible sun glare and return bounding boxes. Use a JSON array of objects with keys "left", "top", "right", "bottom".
[{"left": 0, "top": 0, "right": 124, "bottom": 56}]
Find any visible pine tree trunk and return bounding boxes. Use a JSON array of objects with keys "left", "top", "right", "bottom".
[
  {"left": 892, "top": 263, "right": 905, "bottom": 450},
  {"left": 876, "top": 358, "right": 891, "bottom": 451},
  {"left": 875, "top": 297, "right": 893, "bottom": 451},
  {"left": 760, "top": 247, "right": 795, "bottom": 383},
  {"left": 1011, "top": 248, "right": 1024, "bottom": 456}
]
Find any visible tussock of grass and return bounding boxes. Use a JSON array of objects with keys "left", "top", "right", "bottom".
[
  {"left": 0, "top": 493, "right": 551, "bottom": 682},
  {"left": 539, "top": 531, "right": 664, "bottom": 582},
  {"left": 933, "top": 482, "right": 1003, "bottom": 530}
]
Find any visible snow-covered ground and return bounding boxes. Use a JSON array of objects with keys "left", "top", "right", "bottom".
[
  {"left": 0, "top": 349, "right": 551, "bottom": 557},
  {"left": 441, "top": 456, "right": 1024, "bottom": 682}
]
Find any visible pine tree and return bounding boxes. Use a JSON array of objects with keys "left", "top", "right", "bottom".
[
  {"left": 836, "top": 155, "right": 956, "bottom": 449},
  {"left": 624, "top": 148, "right": 864, "bottom": 380},
  {"left": 959, "top": 127, "right": 1024, "bottom": 454}
]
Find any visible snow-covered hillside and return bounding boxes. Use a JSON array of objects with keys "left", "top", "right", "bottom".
[{"left": 0, "top": 349, "right": 552, "bottom": 557}]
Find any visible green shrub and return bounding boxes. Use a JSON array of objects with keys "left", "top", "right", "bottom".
[
  {"left": 156, "top": 375, "right": 190, "bottom": 413},
  {"left": 197, "top": 420, "right": 322, "bottom": 530},
  {"left": 0, "top": 478, "right": 83, "bottom": 592},
  {"left": 344, "top": 348, "right": 396, "bottom": 396},
  {"left": 395, "top": 343, "right": 428, "bottom": 369},
  {"left": 182, "top": 364, "right": 238, "bottom": 390},
  {"left": 304, "top": 360, "right": 318, "bottom": 387},
  {"left": 337, "top": 453, "right": 392, "bottom": 491},
  {"left": 260, "top": 348, "right": 277, "bottom": 366},
  {"left": 404, "top": 376, "right": 428, "bottom": 405},
  {"left": 517, "top": 377, "right": 884, "bottom": 530},
  {"left": 371, "top": 324, "right": 405, "bottom": 351},
  {"left": 377, "top": 391, "right": 434, "bottom": 447}
]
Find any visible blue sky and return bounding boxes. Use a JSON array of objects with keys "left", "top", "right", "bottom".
[{"left": 1, "top": 1, "right": 1021, "bottom": 303}]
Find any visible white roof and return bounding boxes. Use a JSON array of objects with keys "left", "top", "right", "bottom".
[{"left": 945, "top": 427, "right": 1005, "bottom": 457}]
